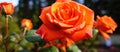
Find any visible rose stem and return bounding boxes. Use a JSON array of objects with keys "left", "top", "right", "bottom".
[
  {"left": 17, "top": 27, "right": 27, "bottom": 43},
  {"left": 5, "top": 15, "right": 9, "bottom": 52}
]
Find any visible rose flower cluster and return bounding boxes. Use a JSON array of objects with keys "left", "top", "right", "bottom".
[
  {"left": 36, "top": 0, "right": 118, "bottom": 50},
  {"left": 36, "top": 0, "right": 118, "bottom": 49}
]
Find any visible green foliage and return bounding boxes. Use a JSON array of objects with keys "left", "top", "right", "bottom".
[
  {"left": 0, "top": 15, "right": 6, "bottom": 32},
  {"left": 25, "top": 30, "right": 46, "bottom": 47},
  {"left": 0, "top": 47, "right": 4, "bottom": 52},
  {"left": 39, "top": 39, "right": 46, "bottom": 47},
  {"left": 9, "top": 17, "right": 21, "bottom": 34},
  {"left": 67, "top": 44, "right": 81, "bottom": 52},
  {"left": 39, "top": 46, "right": 59, "bottom": 52},
  {"left": 19, "top": 39, "right": 34, "bottom": 50},
  {"left": 0, "top": 15, "right": 21, "bottom": 35},
  {"left": 25, "top": 30, "right": 41, "bottom": 42}
]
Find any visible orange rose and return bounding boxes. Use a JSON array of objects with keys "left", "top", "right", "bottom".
[
  {"left": 36, "top": 1, "right": 94, "bottom": 42},
  {"left": 95, "top": 15, "right": 117, "bottom": 40},
  {"left": 0, "top": 2, "right": 14, "bottom": 15},
  {"left": 21, "top": 18, "right": 33, "bottom": 30}
]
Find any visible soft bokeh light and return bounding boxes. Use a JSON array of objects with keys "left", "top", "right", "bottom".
[{"left": 105, "top": 39, "right": 112, "bottom": 47}]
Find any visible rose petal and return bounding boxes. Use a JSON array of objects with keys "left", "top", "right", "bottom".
[
  {"left": 79, "top": 4, "right": 94, "bottom": 30},
  {"left": 63, "top": 3, "right": 94, "bottom": 35},
  {"left": 36, "top": 25, "right": 64, "bottom": 41},
  {"left": 51, "top": 2, "right": 62, "bottom": 13},
  {"left": 40, "top": 7, "right": 58, "bottom": 29},
  {"left": 100, "top": 30, "right": 110, "bottom": 40},
  {"left": 63, "top": 21, "right": 85, "bottom": 34},
  {"left": 69, "top": 29, "right": 93, "bottom": 42},
  {"left": 46, "top": 13, "right": 73, "bottom": 28}
]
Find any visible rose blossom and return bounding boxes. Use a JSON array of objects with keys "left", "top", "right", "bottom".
[
  {"left": 36, "top": 0, "right": 94, "bottom": 42},
  {"left": 0, "top": 2, "right": 14, "bottom": 15}
]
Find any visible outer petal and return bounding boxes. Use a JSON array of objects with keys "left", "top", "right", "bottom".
[
  {"left": 36, "top": 24, "right": 64, "bottom": 41},
  {"left": 100, "top": 30, "right": 110, "bottom": 40},
  {"left": 79, "top": 4, "right": 94, "bottom": 30},
  {"left": 3, "top": 3, "right": 14, "bottom": 15},
  {"left": 69, "top": 29, "right": 92, "bottom": 42},
  {"left": 40, "top": 6, "right": 57, "bottom": 29},
  {"left": 40, "top": 7, "right": 51, "bottom": 25}
]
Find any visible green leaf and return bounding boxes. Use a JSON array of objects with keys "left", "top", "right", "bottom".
[
  {"left": 25, "top": 30, "right": 41, "bottom": 42},
  {"left": 67, "top": 44, "right": 81, "bottom": 52},
  {"left": 10, "top": 35, "right": 17, "bottom": 43},
  {"left": 39, "top": 39, "right": 46, "bottom": 47},
  {"left": 19, "top": 39, "right": 34, "bottom": 50},
  {"left": 39, "top": 46, "right": 59, "bottom": 52}
]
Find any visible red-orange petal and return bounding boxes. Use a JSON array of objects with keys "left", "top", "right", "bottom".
[
  {"left": 100, "top": 30, "right": 110, "bottom": 40},
  {"left": 36, "top": 24, "right": 65, "bottom": 41},
  {"left": 62, "top": 3, "right": 94, "bottom": 35},
  {"left": 69, "top": 29, "right": 93, "bottom": 42},
  {"left": 3, "top": 3, "right": 14, "bottom": 15}
]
